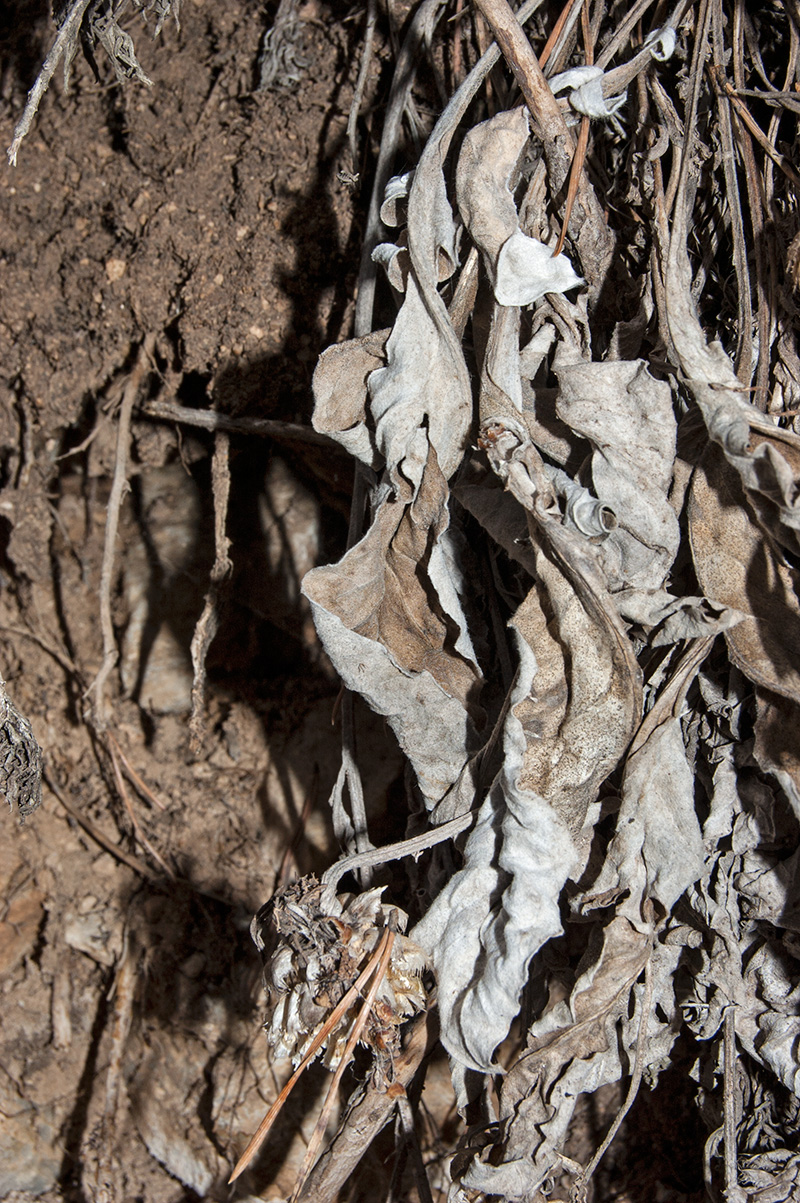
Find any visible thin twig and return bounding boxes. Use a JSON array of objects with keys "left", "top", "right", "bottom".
[
  {"left": 346, "top": 0, "right": 378, "bottom": 177},
  {"left": 354, "top": 0, "right": 447, "bottom": 337},
  {"left": 539, "top": 0, "right": 583, "bottom": 75},
  {"left": 395, "top": 1091, "right": 435, "bottom": 1203},
  {"left": 107, "top": 741, "right": 175, "bottom": 878},
  {"left": 710, "top": 67, "right": 800, "bottom": 199},
  {"left": 140, "top": 400, "right": 340, "bottom": 449},
  {"left": 0, "top": 623, "right": 78, "bottom": 677},
  {"left": 106, "top": 730, "right": 167, "bottom": 811},
  {"left": 45, "top": 766, "right": 158, "bottom": 881},
  {"left": 82, "top": 938, "right": 138, "bottom": 1201},
  {"left": 472, "top": 0, "right": 613, "bottom": 286},
  {"left": 553, "top": 0, "right": 593, "bottom": 257},
  {"left": 88, "top": 335, "right": 156, "bottom": 728},
  {"left": 711, "top": 0, "right": 752, "bottom": 385}
]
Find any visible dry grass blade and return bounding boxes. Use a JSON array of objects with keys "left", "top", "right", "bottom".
[
  {"left": 229, "top": 926, "right": 394, "bottom": 1184},
  {"left": 291, "top": 929, "right": 396, "bottom": 1201}
]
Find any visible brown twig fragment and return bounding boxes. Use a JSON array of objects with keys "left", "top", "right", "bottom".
[
  {"left": 538, "top": 0, "right": 583, "bottom": 72},
  {"left": 553, "top": 0, "right": 593, "bottom": 257},
  {"left": 106, "top": 731, "right": 167, "bottom": 811},
  {"left": 82, "top": 940, "right": 139, "bottom": 1202},
  {"left": 723, "top": 1006, "right": 741, "bottom": 1199},
  {"left": 710, "top": 65, "right": 800, "bottom": 200}
]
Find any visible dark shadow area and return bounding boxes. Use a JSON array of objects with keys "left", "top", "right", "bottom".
[{"left": 0, "top": 0, "right": 50, "bottom": 98}]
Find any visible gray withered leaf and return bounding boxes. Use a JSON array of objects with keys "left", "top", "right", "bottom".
[
  {"left": 303, "top": 448, "right": 482, "bottom": 811},
  {"left": 584, "top": 638, "right": 713, "bottom": 927},
  {"left": 311, "top": 329, "right": 388, "bottom": 470},
  {"left": 411, "top": 614, "right": 577, "bottom": 1075},
  {"left": 615, "top": 587, "right": 745, "bottom": 645},
  {"left": 554, "top": 351, "right": 680, "bottom": 591},
  {"left": 456, "top": 106, "right": 582, "bottom": 307}
]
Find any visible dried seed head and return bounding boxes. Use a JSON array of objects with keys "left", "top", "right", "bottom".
[{"left": 252, "top": 876, "right": 428, "bottom": 1080}]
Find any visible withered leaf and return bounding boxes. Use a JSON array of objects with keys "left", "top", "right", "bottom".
[
  {"left": 689, "top": 443, "right": 800, "bottom": 704},
  {"left": 311, "top": 329, "right": 388, "bottom": 468},
  {"left": 555, "top": 352, "right": 680, "bottom": 590},
  {"left": 304, "top": 449, "right": 482, "bottom": 809}
]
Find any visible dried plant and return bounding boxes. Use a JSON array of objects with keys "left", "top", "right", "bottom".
[{"left": 244, "top": 0, "right": 800, "bottom": 1198}]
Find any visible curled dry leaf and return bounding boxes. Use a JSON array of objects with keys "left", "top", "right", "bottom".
[
  {"left": 456, "top": 106, "right": 583, "bottom": 308},
  {"left": 462, "top": 921, "right": 679, "bottom": 1199},
  {"left": 304, "top": 451, "right": 482, "bottom": 809},
  {"left": 413, "top": 422, "right": 642, "bottom": 1076},
  {"left": 554, "top": 351, "right": 680, "bottom": 590},
  {"left": 310, "top": 329, "right": 388, "bottom": 468},
  {"left": 614, "top": 587, "right": 745, "bottom": 645},
  {"left": 585, "top": 637, "right": 714, "bottom": 926}
]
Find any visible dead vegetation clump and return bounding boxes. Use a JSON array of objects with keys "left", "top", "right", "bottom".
[{"left": 3, "top": 0, "right": 800, "bottom": 1200}]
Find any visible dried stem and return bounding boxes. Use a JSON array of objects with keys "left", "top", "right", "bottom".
[
  {"left": 346, "top": 0, "right": 378, "bottom": 177},
  {"left": 472, "top": 0, "right": 613, "bottom": 286},
  {"left": 141, "top": 399, "right": 338, "bottom": 449},
  {"left": 7, "top": 0, "right": 93, "bottom": 166},
  {"left": 322, "top": 811, "right": 474, "bottom": 894},
  {"left": 723, "top": 1006, "right": 740, "bottom": 1197},
  {"left": 107, "top": 740, "right": 175, "bottom": 878},
  {"left": 300, "top": 1002, "right": 438, "bottom": 1203},
  {"left": 87, "top": 334, "right": 156, "bottom": 728}
]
